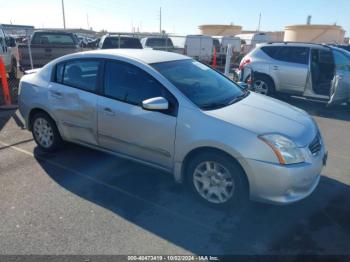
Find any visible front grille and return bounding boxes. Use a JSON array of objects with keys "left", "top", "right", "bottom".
[{"left": 309, "top": 133, "right": 322, "bottom": 156}]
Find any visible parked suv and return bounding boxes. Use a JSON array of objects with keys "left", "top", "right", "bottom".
[
  {"left": 98, "top": 35, "right": 142, "bottom": 49},
  {"left": 141, "top": 37, "right": 174, "bottom": 50},
  {"left": 19, "top": 49, "right": 326, "bottom": 207},
  {"left": 239, "top": 42, "right": 350, "bottom": 106}
]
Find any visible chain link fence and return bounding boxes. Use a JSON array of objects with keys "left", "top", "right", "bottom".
[{"left": 1, "top": 30, "right": 266, "bottom": 106}]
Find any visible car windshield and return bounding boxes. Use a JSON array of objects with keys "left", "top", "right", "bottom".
[{"left": 152, "top": 59, "right": 248, "bottom": 110}]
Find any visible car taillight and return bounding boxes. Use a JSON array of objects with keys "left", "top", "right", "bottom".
[{"left": 239, "top": 58, "right": 251, "bottom": 70}]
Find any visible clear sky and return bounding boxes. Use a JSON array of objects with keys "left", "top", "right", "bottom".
[{"left": 2, "top": 0, "right": 349, "bottom": 36}]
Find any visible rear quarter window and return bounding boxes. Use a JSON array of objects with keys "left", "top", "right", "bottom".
[
  {"left": 261, "top": 46, "right": 280, "bottom": 59},
  {"left": 275, "top": 47, "right": 310, "bottom": 65}
]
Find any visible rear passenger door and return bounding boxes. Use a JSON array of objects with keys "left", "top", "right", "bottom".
[
  {"left": 49, "top": 59, "right": 102, "bottom": 145},
  {"left": 97, "top": 60, "right": 178, "bottom": 169},
  {"left": 272, "top": 46, "right": 310, "bottom": 93}
]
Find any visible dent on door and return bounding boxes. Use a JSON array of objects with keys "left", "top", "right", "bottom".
[{"left": 49, "top": 83, "right": 99, "bottom": 145}]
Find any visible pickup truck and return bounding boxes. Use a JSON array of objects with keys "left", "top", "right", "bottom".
[
  {"left": 0, "top": 25, "right": 18, "bottom": 79},
  {"left": 18, "top": 31, "right": 81, "bottom": 71}
]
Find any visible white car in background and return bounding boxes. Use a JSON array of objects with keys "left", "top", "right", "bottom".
[{"left": 0, "top": 25, "right": 18, "bottom": 79}]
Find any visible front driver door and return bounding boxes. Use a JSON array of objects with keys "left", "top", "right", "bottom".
[
  {"left": 328, "top": 49, "right": 350, "bottom": 106},
  {"left": 97, "top": 60, "right": 178, "bottom": 169}
]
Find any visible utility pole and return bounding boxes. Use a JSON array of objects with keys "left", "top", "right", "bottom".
[
  {"left": 159, "top": 7, "right": 162, "bottom": 34},
  {"left": 257, "top": 12, "right": 261, "bottom": 32},
  {"left": 61, "top": 0, "right": 66, "bottom": 29}
]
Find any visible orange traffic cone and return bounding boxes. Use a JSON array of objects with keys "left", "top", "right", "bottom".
[
  {"left": 0, "top": 57, "right": 18, "bottom": 110},
  {"left": 212, "top": 48, "right": 217, "bottom": 69}
]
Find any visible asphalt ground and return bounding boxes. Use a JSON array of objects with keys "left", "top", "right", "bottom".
[{"left": 0, "top": 97, "right": 350, "bottom": 255}]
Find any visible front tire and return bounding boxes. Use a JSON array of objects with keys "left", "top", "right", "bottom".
[
  {"left": 186, "top": 151, "right": 248, "bottom": 208},
  {"left": 31, "top": 112, "right": 62, "bottom": 152}
]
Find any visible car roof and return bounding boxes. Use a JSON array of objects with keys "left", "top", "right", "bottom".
[
  {"left": 144, "top": 36, "right": 171, "bottom": 39},
  {"left": 258, "top": 42, "right": 331, "bottom": 49},
  {"left": 66, "top": 49, "right": 189, "bottom": 64},
  {"left": 107, "top": 35, "right": 139, "bottom": 39},
  {"left": 33, "top": 30, "right": 74, "bottom": 35}
]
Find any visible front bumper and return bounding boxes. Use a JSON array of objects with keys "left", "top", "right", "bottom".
[{"left": 245, "top": 147, "right": 326, "bottom": 205}]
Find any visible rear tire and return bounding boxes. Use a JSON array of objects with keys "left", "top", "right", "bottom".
[
  {"left": 31, "top": 112, "right": 63, "bottom": 152},
  {"left": 253, "top": 75, "right": 275, "bottom": 96},
  {"left": 186, "top": 151, "right": 249, "bottom": 209}
]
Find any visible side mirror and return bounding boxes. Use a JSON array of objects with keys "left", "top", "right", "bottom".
[
  {"left": 142, "top": 97, "right": 169, "bottom": 111},
  {"left": 237, "top": 81, "right": 248, "bottom": 90}
]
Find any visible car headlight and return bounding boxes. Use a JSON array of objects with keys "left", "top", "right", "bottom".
[{"left": 259, "top": 134, "right": 305, "bottom": 165}]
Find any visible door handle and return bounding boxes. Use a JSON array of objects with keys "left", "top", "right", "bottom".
[
  {"left": 273, "top": 65, "right": 279, "bottom": 70},
  {"left": 103, "top": 107, "right": 115, "bottom": 116},
  {"left": 49, "top": 90, "right": 63, "bottom": 98}
]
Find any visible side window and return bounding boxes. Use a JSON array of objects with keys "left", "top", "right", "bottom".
[
  {"left": 61, "top": 60, "right": 101, "bottom": 92},
  {"left": 275, "top": 47, "right": 310, "bottom": 65},
  {"left": 55, "top": 63, "right": 64, "bottom": 83},
  {"left": 333, "top": 50, "right": 350, "bottom": 71},
  {"left": 261, "top": 46, "right": 280, "bottom": 59},
  {"left": 104, "top": 61, "right": 166, "bottom": 106},
  {"left": 319, "top": 50, "right": 334, "bottom": 64}
]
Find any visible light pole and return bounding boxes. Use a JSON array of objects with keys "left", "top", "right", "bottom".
[
  {"left": 159, "top": 7, "right": 162, "bottom": 34},
  {"left": 61, "top": 0, "right": 66, "bottom": 29}
]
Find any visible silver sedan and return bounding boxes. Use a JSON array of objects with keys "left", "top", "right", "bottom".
[{"left": 18, "top": 49, "right": 327, "bottom": 207}]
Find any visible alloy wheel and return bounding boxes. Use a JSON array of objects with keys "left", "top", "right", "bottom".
[
  {"left": 193, "top": 161, "right": 235, "bottom": 204},
  {"left": 33, "top": 118, "right": 54, "bottom": 149},
  {"left": 254, "top": 80, "right": 269, "bottom": 95}
]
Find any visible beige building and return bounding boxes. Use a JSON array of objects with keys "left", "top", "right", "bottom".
[
  {"left": 242, "top": 30, "right": 285, "bottom": 42},
  {"left": 284, "top": 24, "right": 346, "bottom": 44},
  {"left": 199, "top": 24, "right": 242, "bottom": 36}
]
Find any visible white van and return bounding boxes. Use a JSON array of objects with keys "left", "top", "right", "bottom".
[
  {"left": 235, "top": 32, "right": 270, "bottom": 55},
  {"left": 0, "top": 25, "right": 18, "bottom": 79},
  {"left": 184, "top": 35, "right": 213, "bottom": 63},
  {"left": 235, "top": 33, "right": 270, "bottom": 47},
  {"left": 213, "top": 36, "right": 241, "bottom": 53}
]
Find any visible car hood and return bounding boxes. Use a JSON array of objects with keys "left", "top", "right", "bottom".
[{"left": 205, "top": 92, "right": 317, "bottom": 147}]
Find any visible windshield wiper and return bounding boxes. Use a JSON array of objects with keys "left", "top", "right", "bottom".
[
  {"left": 201, "top": 102, "right": 229, "bottom": 110},
  {"left": 201, "top": 91, "right": 250, "bottom": 111},
  {"left": 226, "top": 91, "right": 250, "bottom": 106}
]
